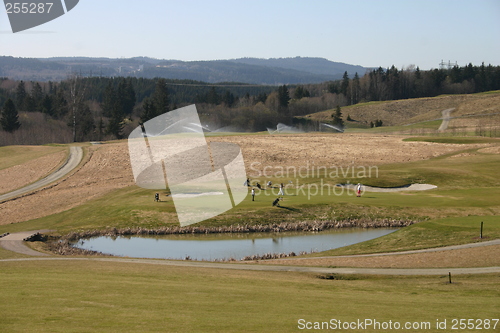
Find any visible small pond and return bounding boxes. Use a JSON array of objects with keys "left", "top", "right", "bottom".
[{"left": 73, "top": 228, "right": 397, "bottom": 261}]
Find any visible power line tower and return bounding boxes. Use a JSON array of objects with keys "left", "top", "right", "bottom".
[{"left": 440, "top": 60, "right": 458, "bottom": 70}]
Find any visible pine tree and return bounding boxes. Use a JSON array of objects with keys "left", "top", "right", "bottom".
[
  {"left": 277, "top": 85, "right": 290, "bottom": 109},
  {"left": 15, "top": 81, "right": 27, "bottom": 110},
  {"left": 139, "top": 97, "right": 157, "bottom": 124},
  {"left": 223, "top": 90, "right": 235, "bottom": 107},
  {"left": 23, "top": 95, "right": 36, "bottom": 112},
  {"left": 41, "top": 94, "right": 54, "bottom": 116},
  {"left": 328, "top": 82, "right": 339, "bottom": 94},
  {"left": 331, "top": 105, "right": 344, "bottom": 127},
  {"left": 102, "top": 83, "right": 117, "bottom": 118},
  {"left": 256, "top": 92, "right": 267, "bottom": 104},
  {"left": 206, "top": 87, "right": 220, "bottom": 105},
  {"left": 415, "top": 66, "right": 421, "bottom": 79},
  {"left": 107, "top": 108, "right": 124, "bottom": 139},
  {"left": 1, "top": 99, "right": 21, "bottom": 132},
  {"left": 352, "top": 72, "right": 360, "bottom": 104},
  {"left": 117, "top": 79, "right": 136, "bottom": 115},
  {"left": 31, "top": 82, "right": 44, "bottom": 112},
  {"left": 340, "top": 71, "right": 350, "bottom": 96},
  {"left": 294, "top": 86, "right": 310, "bottom": 99},
  {"left": 153, "top": 79, "right": 170, "bottom": 115},
  {"left": 75, "top": 105, "right": 95, "bottom": 141},
  {"left": 53, "top": 89, "right": 68, "bottom": 119}
]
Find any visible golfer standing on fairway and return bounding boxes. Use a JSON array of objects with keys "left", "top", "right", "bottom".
[
  {"left": 251, "top": 188, "right": 255, "bottom": 201},
  {"left": 356, "top": 183, "right": 362, "bottom": 197}
]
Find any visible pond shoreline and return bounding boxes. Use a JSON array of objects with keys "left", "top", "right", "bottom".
[
  {"left": 50, "top": 219, "right": 416, "bottom": 258},
  {"left": 65, "top": 218, "right": 414, "bottom": 241}
]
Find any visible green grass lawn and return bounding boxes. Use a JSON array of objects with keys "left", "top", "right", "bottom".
[
  {"left": 312, "top": 215, "right": 500, "bottom": 256},
  {"left": 0, "top": 259, "right": 498, "bottom": 333}
]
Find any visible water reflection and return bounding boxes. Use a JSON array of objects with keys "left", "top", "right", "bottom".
[{"left": 74, "top": 228, "right": 397, "bottom": 261}]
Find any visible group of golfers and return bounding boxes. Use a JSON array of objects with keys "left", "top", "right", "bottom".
[{"left": 248, "top": 179, "right": 363, "bottom": 206}]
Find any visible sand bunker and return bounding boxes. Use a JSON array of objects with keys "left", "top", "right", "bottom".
[{"left": 339, "top": 183, "right": 437, "bottom": 193}]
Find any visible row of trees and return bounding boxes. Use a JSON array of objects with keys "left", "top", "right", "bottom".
[
  {"left": 328, "top": 63, "right": 500, "bottom": 105},
  {"left": 0, "top": 99, "right": 20, "bottom": 132},
  {"left": 1, "top": 62, "right": 500, "bottom": 143},
  {"left": 15, "top": 80, "right": 68, "bottom": 118}
]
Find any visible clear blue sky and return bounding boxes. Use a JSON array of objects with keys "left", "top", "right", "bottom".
[{"left": 1, "top": 0, "right": 499, "bottom": 69}]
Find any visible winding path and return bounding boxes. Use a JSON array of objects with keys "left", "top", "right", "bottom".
[
  {"left": 438, "top": 108, "right": 454, "bottom": 131},
  {"left": 0, "top": 146, "right": 83, "bottom": 203}
]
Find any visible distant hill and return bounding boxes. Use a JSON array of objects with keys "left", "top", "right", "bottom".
[
  {"left": 147, "top": 59, "right": 341, "bottom": 84},
  {"left": 0, "top": 56, "right": 369, "bottom": 84},
  {"left": 231, "top": 57, "right": 368, "bottom": 77}
]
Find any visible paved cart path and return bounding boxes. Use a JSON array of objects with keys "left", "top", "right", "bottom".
[
  {"left": 0, "top": 257, "right": 498, "bottom": 276},
  {"left": 0, "top": 230, "right": 54, "bottom": 256},
  {"left": 0, "top": 146, "right": 83, "bottom": 203}
]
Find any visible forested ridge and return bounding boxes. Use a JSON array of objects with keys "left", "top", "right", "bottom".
[{"left": 1, "top": 62, "right": 499, "bottom": 145}]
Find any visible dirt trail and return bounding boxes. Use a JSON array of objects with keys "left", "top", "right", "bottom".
[{"left": 438, "top": 108, "right": 455, "bottom": 131}]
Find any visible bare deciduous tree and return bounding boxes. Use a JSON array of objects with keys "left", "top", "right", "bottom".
[{"left": 67, "top": 74, "right": 87, "bottom": 142}]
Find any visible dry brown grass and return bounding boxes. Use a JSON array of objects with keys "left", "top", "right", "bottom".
[
  {"left": 207, "top": 133, "right": 476, "bottom": 176},
  {"left": 258, "top": 245, "right": 500, "bottom": 268},
  {"left": 307, "top": 92, "right": 500, "bottom": 126},
  {"left": 0, "top": 149, "right": 66, "bottom": 195},
  {"left": 0, "top": 142, "right": 134, "bottom": 225},
  {"left": 0, "top": 134, "right": 491, "bottom": 225}
]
